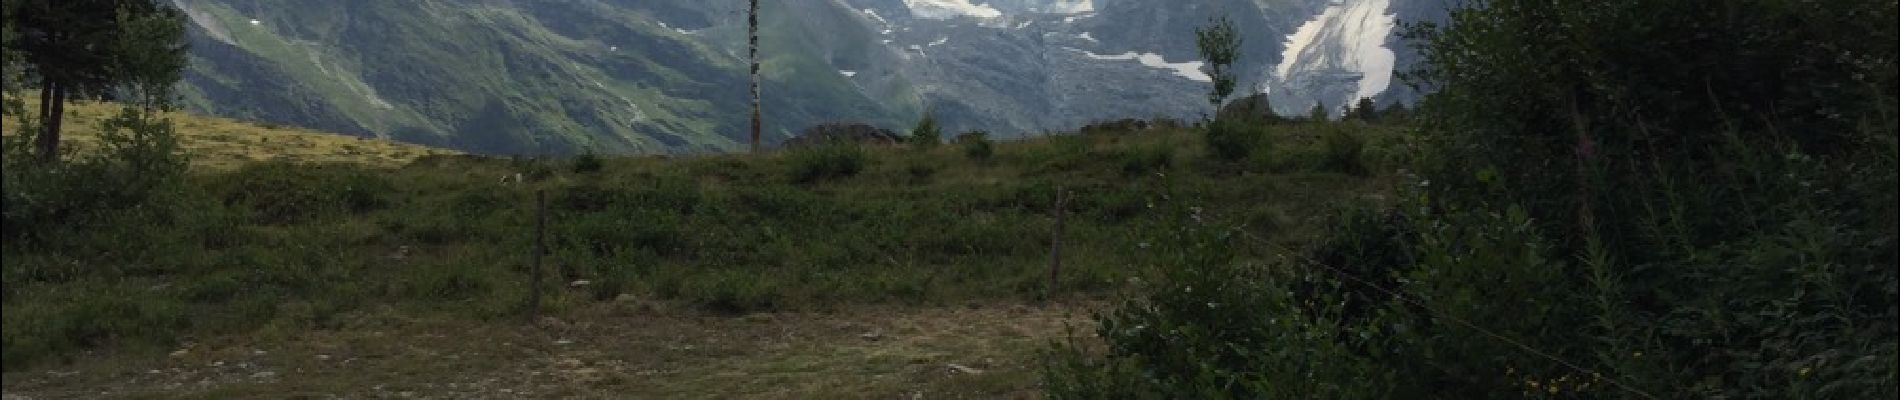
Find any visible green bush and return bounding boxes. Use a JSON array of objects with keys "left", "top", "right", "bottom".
[
  {"left": 2, "top": 106, "right": 189, "bottom": 242},
  {"left": 1043, "top": 202, "right": 1393, "bottom": 398},
  {"left": 1202, "top": 118, "right": 1261, "bottom": 161},
  {"left": 786, "top": 144, "right": 867, "bottom": 183},
  {"left": 1317, "top": 127, "right": 1366, "bottom": 176},
  {"left": 910, "top": 113, "right": 941, "bottom": 149},
  {"left": 956, "top": 130, "right": 994, "bottom": 161},
  {"left": 570, "top": 152, "right": 604, "bottom": 174}
]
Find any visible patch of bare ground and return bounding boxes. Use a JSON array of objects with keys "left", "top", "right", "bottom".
[{"left": 2, "top": 298, "right": 1101, "bottom": 399}]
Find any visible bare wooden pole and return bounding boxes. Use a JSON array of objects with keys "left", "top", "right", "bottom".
[{"left": 749, "top": 0, "right": 762, "bottom": 153}]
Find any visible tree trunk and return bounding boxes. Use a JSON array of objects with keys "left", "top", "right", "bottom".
[
  {"left": 749, "top": 0, "right": 762, "bottom": 153},
  {"left": 36, "top": 80, "right": 64, "bottom": 163},
  {"left": 36, "top": 81, "right": 52, "bottom": 128}
]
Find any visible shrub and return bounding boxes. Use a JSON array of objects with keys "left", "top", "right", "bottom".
[
  {"left": 786, "top": 143, "right": 867, "bottom": 183},
  {"left": 2, "top": 106, "right": 190, "bottom": 242},
  {"left": 1318, "top": 127, "right": 1366, "bottom": 176},
  {"left": 1043, "top": 201, "right": 1394, "bottom": 398},
  {"left": 570, "top": 152, "right": 604, "bottom": 174},
  {"left": 956, "top": 130, "right": 993, "bottom": 161},
  {"left": 909, "top": 113, "right": 941, "bottom": 149},
  {"left": 1202, "top": 118, "right": 1261, "bottom": 161}
]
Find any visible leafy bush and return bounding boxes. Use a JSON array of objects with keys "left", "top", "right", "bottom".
[
  {"left": 1317, "top": 127, "right": 1366, "bottom": 176},
  {"left": 786, "top": 143, "right": 867, "bottom": 183},
  {"left": 909, "top": 113, "right": 941, "bottom": 149},
  {"left": 570, "top": 152, "right": 604, "bottom": 174},
  {"left": 2, "top": 106, "right": 190, "bottom": 242},
  {"left": 957, "top": 130, "right": 994, "bottom": 161},
  {"left": 1202, "top": 118, "right": 1261, "bottom": 161},
  {"left": 1044, "top": 202, "right": 1393, "bottom": 399}
]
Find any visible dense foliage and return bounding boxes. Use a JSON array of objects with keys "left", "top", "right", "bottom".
[{"left": 1048, "top": 0, "right": 1898, "bottom": 398}]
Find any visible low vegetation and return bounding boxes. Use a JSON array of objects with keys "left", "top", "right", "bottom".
[
  {"left": 0, "top": 94, "right": 1405, "bottom": 379},
  {"left": 1045, "top": 1, "right": 1898, "bottom": 398}
]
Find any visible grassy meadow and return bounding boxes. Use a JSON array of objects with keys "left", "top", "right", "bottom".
[
  {"left": 1, "top": 99, "right": 458, "bottom": 170},
  {"left": 1, "top": 100, "right": 1405, "bottom": 397}
]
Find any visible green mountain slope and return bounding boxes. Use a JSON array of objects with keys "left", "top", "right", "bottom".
[{"left": 173, "top": 0, "right": 917, "bottom": 155}]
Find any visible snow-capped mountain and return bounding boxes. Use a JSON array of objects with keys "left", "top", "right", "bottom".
[
  {"left": 170, "top": 0, "right": 1444, "bottom": 154},
  {"left": 1267, "top": 0, "right": 1445, "bottom": 116}
]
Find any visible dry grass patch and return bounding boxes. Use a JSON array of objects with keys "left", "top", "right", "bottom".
[{"left": 1, "top": 99, "right": 457, "bottom": 170}]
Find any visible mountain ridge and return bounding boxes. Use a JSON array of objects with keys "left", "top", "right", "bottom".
[{"left": 170, "top": 0, "right": 1442, "bottom": 154}]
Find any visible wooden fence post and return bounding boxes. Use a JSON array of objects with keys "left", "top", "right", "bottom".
[
  {"left": 1049, "top": 187, "right": 1066, "bottom": 298},
  {"left": 529, "top": 189, "right": 546, "bottom": 323}
]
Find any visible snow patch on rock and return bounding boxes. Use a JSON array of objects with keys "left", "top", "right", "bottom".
[
  {"left": 904, "top": 0, "right": 1003, "bottom": 20},
  {"left": 1069, "top": 48, "right": 1210, "bottom": 82},
  {"left": 1042, "top": 0, "right": 1095, "bottom": 14}
]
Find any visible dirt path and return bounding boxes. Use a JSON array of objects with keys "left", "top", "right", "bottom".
[{"left": 2, "top": 299, "right": 1101, "bottom": 399}]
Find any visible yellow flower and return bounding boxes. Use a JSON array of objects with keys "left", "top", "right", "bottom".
[{"left": 1798, "top": 367, "right": 1812, "bottom": 377}]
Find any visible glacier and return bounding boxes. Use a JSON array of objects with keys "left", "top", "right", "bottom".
[{"left": 1269, "top": 0, "right": 1398, "bottom": 113}]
